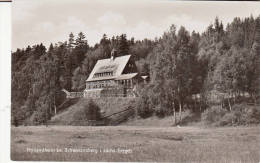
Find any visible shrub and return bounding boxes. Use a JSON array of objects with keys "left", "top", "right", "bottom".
[
  {"left": 226, "top": 103, "right": 260, "bottom": 125},
  {"left": 74, "top": 99, "right": 101, "bottom": 121},
  {"left": 216, "top": 112, "right": 237, "bottom": 126},
  {"left": 201, "top": 106, "right": 227, "bottom": 125},
  {"left": 202, "top": 104, "right": 260, "bottom": 126},
  {"left": 243, "top": 105, "right": 260, "bottom": 124},
  {"left": 179, "top": 110, "right": 201, "bottom": 125},
  {"left": 32, "top": 105, "right": 50, "bottom": 125},
  {"left": 136, "top": 93, "right": 154, "bottom": 118},
  {"left": 73, "top": 99, "right": 101, "bottom": 121}
]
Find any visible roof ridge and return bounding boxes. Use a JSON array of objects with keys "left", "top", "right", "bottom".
[{"left": 97, "top": 54, "right": 131, "bottom": 61}]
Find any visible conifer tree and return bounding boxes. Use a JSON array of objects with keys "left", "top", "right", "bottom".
[
  {"left": 118, "top": 34, "right": 129, "bottom": 56},
  {"left": 68, "top": 32, "right": 75, "bottom": 49}
]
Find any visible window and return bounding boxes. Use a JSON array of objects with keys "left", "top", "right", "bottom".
[{"left": 94, "top": 72, "right": 114, "bottom": 78}]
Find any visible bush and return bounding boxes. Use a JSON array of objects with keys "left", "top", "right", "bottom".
[
  {"left": 73, "top": 99, "right": 101, "bottom": 121},
  {"left": 225, "top": 103, "right": 260, "bottom": 125},
  {"left": 202, "top": 106, "right": 227, "bottom": 125},
  {"left": 216, "top": 112, "right": 237, "bottom": 126},
  {"left": 86, "top": 99, "right": 102, "bottom": 120},
  {"left": 31, "top": 104, "right": 51, "bottom": 125},
  {"left": 136, "top": 93, "right": 154, "bottom": 118},
  {"left": 179, "top": 110, "right": 201, "bottom": 125},
  {"left": 202, "top": 104, "right": 260, "bottom": 126},
  {"left": 243, "top": 105, "right": 260, "bottom": 124}
]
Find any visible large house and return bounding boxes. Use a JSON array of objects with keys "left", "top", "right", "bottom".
[{"left": 84, "top": 49, "right": 140, "bottom": 98}]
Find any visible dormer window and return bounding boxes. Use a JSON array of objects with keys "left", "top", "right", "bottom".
[{"left": 94, "top": 71, "right": 113, "bottom": 78}]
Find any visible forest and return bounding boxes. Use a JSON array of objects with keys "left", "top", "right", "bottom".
[{"left": 11, "top": 16, "right": 260, "bottom": 126}]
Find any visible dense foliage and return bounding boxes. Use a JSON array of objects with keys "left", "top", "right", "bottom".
[
  {"left": 202, "top": 104, "right": 260, "bottom": 126},
  {"left": 12, "top": 16, "right": 260, "bottom": 125}
]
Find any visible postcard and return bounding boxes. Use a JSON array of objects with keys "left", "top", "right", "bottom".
[{"left": 7, "top": 0, "right": 260, "bottom": 162}]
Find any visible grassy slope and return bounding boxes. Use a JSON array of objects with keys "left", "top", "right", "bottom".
[
  {"left": 50, "top": 97, "right": 137, "bottom": 125},
  {"left": 11, "top": 126, "right": 260, "bottom": 162}
]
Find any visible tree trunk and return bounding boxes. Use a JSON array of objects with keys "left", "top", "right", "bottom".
[
  {"left": 174, "top": 109, "right": 176, "bottom": 125},
  {"left": 194, "top": 96, "right": 197, "bottom": 112},
  {"left": 170, "top": 100, "right": 177, "bottom": 126},
  {"left": 171, "top": 108, "right": 176, "bottom": 126},
  {"left": 54, "top": 95, "right": 56, "bottom": 115},
  {"left": 171, "top": 102, "right": 175, "bottom": 125},
  {"left": 199, "top": 96, "right": 202, "bottom": 113},
  {"left": 179, "top": 102, "right": 182, "bottom": 123},
  {"left": 54, "top": 105, "right": 57, "bottom": 115},
  {"left": 228, "top": 97, "right": 232, "bottom": 111},
  {"left": 50, "top": 105, "right": 52, "bottom": 115},
  {"left": 233, "top": 92, "right": 236, "bottom": 104}
]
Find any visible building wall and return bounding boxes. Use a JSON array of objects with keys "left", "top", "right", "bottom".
[
  {"left": 86, "top": 80, "right": 116, "bottom": 90},
  {"left": 86, "top": 78, "right": 136, "bottom": 90},
  {"left": 84, "top": 79, "right": 137, "bottom": 98},
  {"left": 84, "top": 87, "right": 125, "bottom": 98},
  {"left": 84, "top": 89, "right": 102, "bottom": 98}
]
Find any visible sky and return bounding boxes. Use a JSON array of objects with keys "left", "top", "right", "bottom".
[{"left": 12, "top": 0, "right": 260, "bottom": 50}]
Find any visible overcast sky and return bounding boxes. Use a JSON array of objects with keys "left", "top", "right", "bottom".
[{"left": 12, "top": 0, "right": 260, "bottom": 50}]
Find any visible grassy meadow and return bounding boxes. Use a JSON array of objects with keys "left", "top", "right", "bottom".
[{"left": 11, "top": 125, "right": 260, "bottom": 162}]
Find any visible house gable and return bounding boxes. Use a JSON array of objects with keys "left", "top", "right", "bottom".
[
  {"left": 122, "top": 58, "right": 138, "bottom": 75},
  {"left": 86, "top": 55, "right": 131, "bottom": 82}
]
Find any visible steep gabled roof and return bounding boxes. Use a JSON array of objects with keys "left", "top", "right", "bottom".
[{"left": 86, "top": 55, "right": 131, "bottom": 82}]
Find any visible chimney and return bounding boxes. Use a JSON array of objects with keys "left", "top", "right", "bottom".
[{"left": 111, "top": 48, "right": 117, "bottom": 60}]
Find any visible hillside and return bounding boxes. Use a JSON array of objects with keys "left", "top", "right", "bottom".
[{"left": 50, "top": 97, "right": 138, "bottom": 125}]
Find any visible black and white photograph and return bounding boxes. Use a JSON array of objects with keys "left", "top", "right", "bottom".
[{"left": 5, "top": 0, "right": 260, "bottom": 162}]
